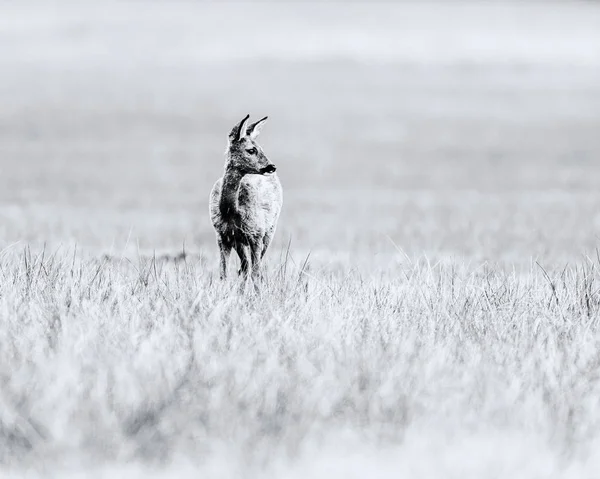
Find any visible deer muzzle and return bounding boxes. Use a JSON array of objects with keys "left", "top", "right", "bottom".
[{"left": 260, "top": 164, "right": 277, "bottom": 174}]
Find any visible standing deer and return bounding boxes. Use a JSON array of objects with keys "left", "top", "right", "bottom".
[{"left": 209, "top": 114, "right": 283, "bottom": 283}]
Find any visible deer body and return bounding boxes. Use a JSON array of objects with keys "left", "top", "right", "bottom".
[{"left": 209, "top": 115, "right": 282, "bottom": 281}]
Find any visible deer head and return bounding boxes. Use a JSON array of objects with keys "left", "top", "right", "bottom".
[{"left": 226, "top": 114, "right": 276, "bottom": 175}]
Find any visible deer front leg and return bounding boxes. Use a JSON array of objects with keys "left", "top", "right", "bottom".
[
  {"left": 233, "top": 244, "right": 254, "bottom": 293},
  {"left": 235, "top": 244, "right": 251, "bottom": 278},
  {"left": 250, "top": 242, "right": 263, "bottom": 283}
]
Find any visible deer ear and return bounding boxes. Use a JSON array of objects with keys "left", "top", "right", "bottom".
[
  {"left": 247, "top": 116, "right": 268, "bottom": 140},
  {"left": 229, "top": 114, "right": 250, "bottom": 142}
]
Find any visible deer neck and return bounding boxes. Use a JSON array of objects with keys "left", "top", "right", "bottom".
[{"left": 219, "top": 166, "right": 244, "bottom": 220}]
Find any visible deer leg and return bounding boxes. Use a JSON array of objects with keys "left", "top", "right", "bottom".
[
  {"left": 261, "top": 232, "right": 272, "bottom": 260},
  {"left": 233, "top": 244, "right": 254, "bottom": 294},
  {"left": 250, "top": 242, "right": 263, "bottom": 283},
  {"left": 218, "top": 241, "right": 232, "bottom": 280},
  {"left": 234, "top": 243, "right": 251, "bottom": 278}
]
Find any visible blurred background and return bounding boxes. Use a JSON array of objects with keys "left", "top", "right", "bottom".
[{"left": 1, "top": 1, "right": 599, "bottom": 267}]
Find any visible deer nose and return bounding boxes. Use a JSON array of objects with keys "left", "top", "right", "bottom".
[{"left": 260, "top": 164, "right": 276, "bottom": 174}]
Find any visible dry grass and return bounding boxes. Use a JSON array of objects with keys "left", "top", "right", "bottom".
[{"left": 2, "top": 246, "right": 600, "bottom": 477}]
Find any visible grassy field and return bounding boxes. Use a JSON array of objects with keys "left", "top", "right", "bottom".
[{"left": 1, "top": 2, "right": 600, "bottom": 477}]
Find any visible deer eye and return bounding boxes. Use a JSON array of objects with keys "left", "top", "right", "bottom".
[{"left": 246, "top": 147, "right": 257, "bottom": 155}]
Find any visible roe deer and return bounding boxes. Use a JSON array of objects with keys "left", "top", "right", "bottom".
[{"left": 209, "top": 114, "right": 283, "bottom": 282}]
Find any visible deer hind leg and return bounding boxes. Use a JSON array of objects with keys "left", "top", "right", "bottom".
[{"left": 218, "top": 240, "right": 232, "bottom": 280}]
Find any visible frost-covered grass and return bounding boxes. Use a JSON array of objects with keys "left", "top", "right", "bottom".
[{"left": 2, "top": 248, "right": 600, "bottom": 477}]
